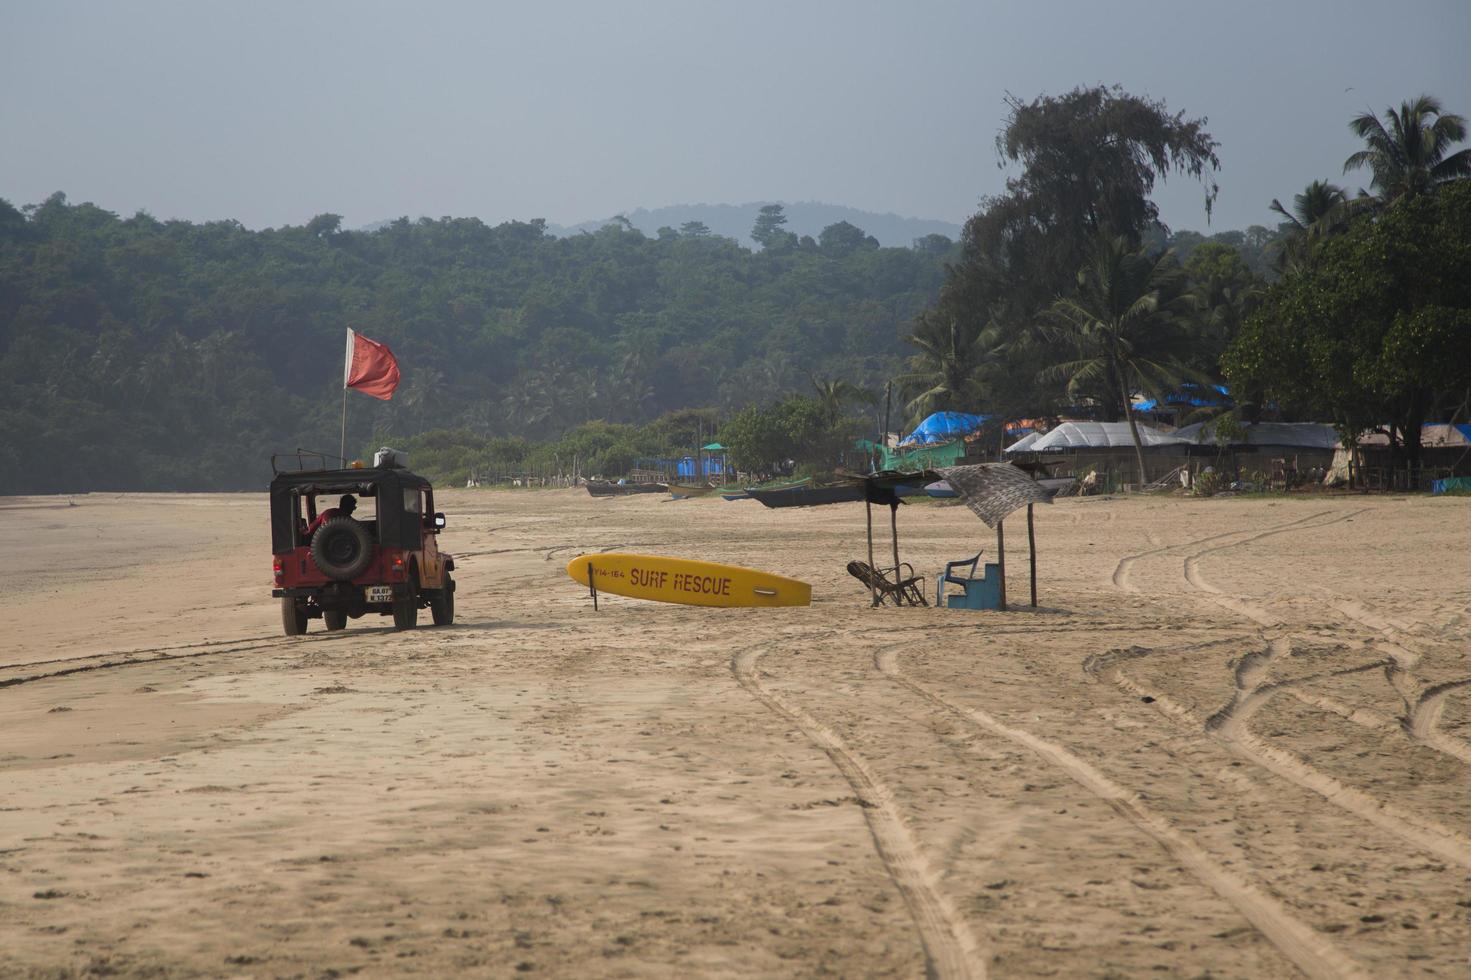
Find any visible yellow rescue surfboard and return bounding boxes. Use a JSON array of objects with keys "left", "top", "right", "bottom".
[{"left": 566, "top": 552, "right": 812, "bottom": 608}]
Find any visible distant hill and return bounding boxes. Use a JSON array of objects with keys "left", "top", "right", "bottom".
[{"left": 545, "top": 202, "right": 963, "bottom": 248}]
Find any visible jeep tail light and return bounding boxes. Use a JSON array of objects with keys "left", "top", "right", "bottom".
[
  {"left": 273, "top": 556, "right": 284, "bottom": 585},
  {"left": 391, "top": 555, "right": 405, "bottom": 576}
]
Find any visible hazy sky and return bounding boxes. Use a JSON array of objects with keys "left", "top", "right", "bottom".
[{"left": 3, "top": 1, "right": 1468, "bottom": 235}]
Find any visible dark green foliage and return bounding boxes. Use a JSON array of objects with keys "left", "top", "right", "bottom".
[
  {"left": 904, "top": 85, "right": 1225, "bottom": 425},
  {"left": 967, "top": 85, "right": 1220, "bottom": 314},
  {"left": 1223, "top": 181, "right": 1471, "bottom": 463},
  {"left": 0, "top": 195, "right": 949, "bottom": 492},
  {"left": 717, "top": 396, "right": 859, "bottom": 478}
]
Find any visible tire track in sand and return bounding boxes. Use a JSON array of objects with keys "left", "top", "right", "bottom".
[
  {"left": 732, "top": 650, "right": 984, "bottom": 980},
  {"left": 0, "top": 632, "right": 358, "bottom": 691},
  {"left": 1112, "top": 510, "right": 1334, "bottom": 593},
  {"left": 1101, "top": 508, "right": 1471, "bottom": 867},
  {"left": 877, "top": 647, "right": 1365, "bottom": 980},
  {"left": 1087, "top": 643, "right": 1471, "bottom": 870},
  {"left": 1290, "top": 592, "right": 1471, "bottom": 765},
  {"left": 1182, "top": 512, "right": 1471, "bottom": 764}
]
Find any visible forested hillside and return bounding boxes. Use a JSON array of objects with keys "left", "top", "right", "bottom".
[
  {"left": 0, "top": 196, "right": 954, "bottom": 492},
  {"left": 545, "top": 202, "right": 964, "bottom": 249}
]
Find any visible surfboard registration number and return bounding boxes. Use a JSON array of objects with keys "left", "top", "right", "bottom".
[{"left": 365, "top": 585, "right": 393, "bottom": 603}]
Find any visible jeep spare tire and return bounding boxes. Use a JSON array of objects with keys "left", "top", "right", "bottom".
[{"left": 311, "top": 517, "right": 373, "bottom": 580}]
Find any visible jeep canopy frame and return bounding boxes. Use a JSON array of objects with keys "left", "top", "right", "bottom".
[{"left": 269, "top": 466, "right": 435, "bottom": 553}]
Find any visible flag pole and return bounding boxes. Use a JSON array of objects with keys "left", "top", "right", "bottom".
[
  {"left": 341, "top": 327, "right": 353, "bottom": 464},
  {"left": 340, "top": 385, "right": 348, "bottom": 464}
]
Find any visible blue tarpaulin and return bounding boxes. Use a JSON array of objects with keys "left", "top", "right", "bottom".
[
  {"left": 898, "top": 412, "right": 992, "bottom": 447},
  {"left": 1135, "top": 384, "right": 1232, "bottom": 413},
  {"left": 675, "top": 456, "right": 727, "bottom": 479}
]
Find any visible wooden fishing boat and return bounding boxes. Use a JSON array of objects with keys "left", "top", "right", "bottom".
[
  {"left": 586, "top": 480, "right": 668, "bottom": 497},
  {"left": 669, "top": 482, "right": 718, "bottom": 499},
  {"left": 672, "top": 481, "right": 750, "bottom": 500},
  {"left": 747, "top": 482, "right": 866, "bottom": 508},
  {"left": 720, "top": 477, "right": 810, "bottom": 502}
]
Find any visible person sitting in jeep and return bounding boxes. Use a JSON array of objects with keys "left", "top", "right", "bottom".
[{"left": 306, "top": 494, "right": 357, "bottom": 538}]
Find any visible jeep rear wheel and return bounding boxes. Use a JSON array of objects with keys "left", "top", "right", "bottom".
[
  {"left": 430, "top": 572, "right": 455, "bottom": 626},
  {"left": 281, "top": 597, "right": 308, "bottom": 636},
  {"left": 311, "top": 517, "right": 373, "bottom": 581},
  {"left": 323, "top": 610, "right": 347, "bottom": 631}
]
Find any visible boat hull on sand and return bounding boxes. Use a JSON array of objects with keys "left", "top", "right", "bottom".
[
  {"left": 747, "top": 483, "right": 866, "bottom": 508},
  {"left": 586, "top": 480, "right": 667, "bottom": 497},
  {"left": 566, "top": 553, "right": 812, "bottom": 607}
]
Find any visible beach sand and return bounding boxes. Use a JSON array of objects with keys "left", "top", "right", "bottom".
[{"left": 3, "top": 488, "right": 1470, "bottom": 977}]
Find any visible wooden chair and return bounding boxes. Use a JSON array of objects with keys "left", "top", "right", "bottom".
[{"left": 847, "top": 560, "right": 929, "bottom": 607}]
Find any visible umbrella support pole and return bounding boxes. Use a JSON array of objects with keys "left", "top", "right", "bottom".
[
  {"left": 865, "top": 499, "right": 878, "bottom": 607},
  {"left": 890, "top": 503, "right": 902, "bottom": 605},
  {"left": 996, "top": 519, "right": 1007, "bottom": 611},
  {"left": 1028, "top": 503, "right": 1037, "bottom": 608}
]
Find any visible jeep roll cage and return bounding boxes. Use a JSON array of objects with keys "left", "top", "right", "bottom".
[{"left": 269, "top": 465, "right": 435, "bottom": 554}]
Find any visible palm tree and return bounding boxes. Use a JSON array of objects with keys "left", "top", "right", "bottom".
[
  {"left": 1268, "top": 180, "right": 1354, "bottom": 272},
  {"left": 1043, "top": 236, "right": 1199, "bottom": 486},
  {"left": 1344, "top": 95, "right": 1471, "bottom": 200},
  {"left": 809, "top": 375, "right": 876, "bottom": 419},
  {"left": 1270, "top": 179, "right": 1350, "bottom": 233},
  {"left": 896, "top": 312, "right": 992, "bottom": 423}
]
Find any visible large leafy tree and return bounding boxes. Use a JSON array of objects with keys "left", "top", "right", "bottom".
[
  {"left": 1043, "top": 236, "right": 1199, "bottom": 485},
  {"left": 969, "top": 86, "right": 1219, "bottom": 307},
  {"left": 751, "top": 204, "right": 797, "bottom": 252},
  {"left": 920, "top": 85, "right": 1221, "bottom": 420},
  {"left": 717, "top": 396, "right": 856, "bottom": 478},
  {"left": 1344, "top": 95, "right": 1471, "bottom": 201},
  {"left": 1223, "top": 181, "right": 1471, "bottom": 469}
]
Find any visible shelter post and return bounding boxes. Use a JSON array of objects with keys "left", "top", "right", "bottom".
[
  {"left": 996, "top": 518, "right": 1007, "bottom": 611},
  {"left": 1027, "top": 503, "right": 1037, "bottom": 608},
  {"left": 889, "top": 503, "right": 901, "bottom": 605},
  {"left": 865, "top": 498, "right": 878, "bottom": 607}
]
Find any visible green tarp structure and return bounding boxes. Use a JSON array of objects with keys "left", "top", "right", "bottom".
[{"left": 855, "top": 438, "right": 969, "bottom": 471}]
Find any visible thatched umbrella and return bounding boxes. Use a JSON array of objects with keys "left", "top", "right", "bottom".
[{"left": 938, "top": 463, "right": 1054, "bottom": 609}]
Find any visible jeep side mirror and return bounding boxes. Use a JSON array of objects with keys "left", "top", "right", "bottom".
[{"left": 433, "top": 512, "right": 446, "bottom": 530}]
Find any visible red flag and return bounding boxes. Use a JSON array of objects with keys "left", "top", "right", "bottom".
[{"left": 344, "top": 328, "right": 400, "bottom": 400}]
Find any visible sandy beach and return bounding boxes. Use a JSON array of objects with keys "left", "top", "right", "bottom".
[{"left": 4, "top": 488, "right": 1471, "bottom": 978}]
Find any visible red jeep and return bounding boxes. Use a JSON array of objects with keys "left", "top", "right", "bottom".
[{"left": 269, "top": 457, "right": 455, "bottom": 634}]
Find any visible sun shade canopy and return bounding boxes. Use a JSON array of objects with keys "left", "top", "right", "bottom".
[{"left": 938, "top": 463, "right": 1054, "bottom": 529}]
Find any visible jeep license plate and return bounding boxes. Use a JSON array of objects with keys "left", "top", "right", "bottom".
[{"left": 365, "top": 585, "right": 393, "bottom": 604}]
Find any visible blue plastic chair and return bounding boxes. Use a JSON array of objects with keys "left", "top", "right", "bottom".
[{"left": 937, "top": 552, "right": 1003, "bottom": 610}]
